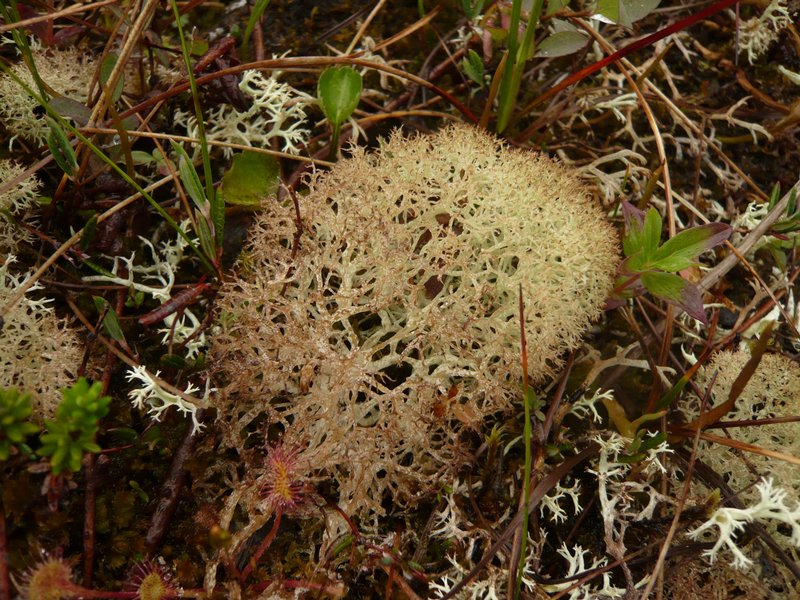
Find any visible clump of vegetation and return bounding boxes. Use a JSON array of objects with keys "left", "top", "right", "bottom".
[
  {"left": 2, "top": 0, "right": 800, "bottom": 598},
  {"left": 0, "top": 256, "right": 82, "bottom": 420},
  {"left": 211, "top": 123, "right": 618, "bottom": 519}
]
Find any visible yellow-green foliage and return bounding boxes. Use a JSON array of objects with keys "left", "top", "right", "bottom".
[{"left": 211, "top": 125, "right": 619, "bottom": 518}]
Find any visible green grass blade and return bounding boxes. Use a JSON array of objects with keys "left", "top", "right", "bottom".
[
  {"left": 243, "top": 0, "right": 271, "bottom": 48},
  {"left": 169, "top": 0, "right": 224, "bottom": 250}
]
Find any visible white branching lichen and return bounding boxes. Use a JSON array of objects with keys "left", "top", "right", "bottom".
[
  {"left": 737, "top": 0, "right": 793, "bottom": 64},
  {"left": 175, "top": 69, "right": 311, "bottom": 157},
  {"left": 125, "top": 365, "right": 212, "bottom": 434},
  {"left": 82, "top": 221, "right": 207, "bottom": 358},
  {"left": 540, "top": 480, "right": 583, "bottom": 524},
  {"left": 689, "top": 478, "right": 800, "bottom": 570}
]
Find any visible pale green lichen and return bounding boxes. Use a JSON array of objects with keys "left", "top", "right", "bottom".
[
  {"left": 0, "top": 44, "right": 97, "bottom": 145},
  {"left": 684, "top": 348, "right": 800, "bottom": 576},
  {"left": 174, "top": 69, "right": 311, "bottom": 157},
  {"left": 0, "top": 256, "right": 82, "bottom": 421},
  {"left": 0, "top": 159, "right": 40, "bottom": 252}
]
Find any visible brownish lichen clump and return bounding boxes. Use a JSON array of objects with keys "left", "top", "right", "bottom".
[{"left": 211, "top": 125, "right": 619, "bottom": 519}]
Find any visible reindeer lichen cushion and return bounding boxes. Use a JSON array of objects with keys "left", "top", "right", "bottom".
[{"left": 211, "top": 125, "right": 619, "bottom": 518}]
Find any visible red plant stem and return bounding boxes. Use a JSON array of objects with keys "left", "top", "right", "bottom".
[
  {"left": 144, "top": 416, "right": 200, "bottom": 555},
  {"left": 0, "top": 497, "right": 9, "bottom": 600},
  {"left": 515, "top": 0, "right": 740, "bottom": 140},
  {"left": 115, "top": 57, "right": 478, "bottom": 125},
  {"left": 83, "top": 284, "right": 126, "bottom": 587},
  {"left": 137, "top": 282, "right": 210, "bottom": 327},
  {"left": 239, "top": 508, "right": 283, "bottom": 584}
]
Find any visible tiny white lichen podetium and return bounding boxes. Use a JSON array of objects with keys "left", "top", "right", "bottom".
[{"left": 212, "top": 124, "right": 619, "bottom": 520}]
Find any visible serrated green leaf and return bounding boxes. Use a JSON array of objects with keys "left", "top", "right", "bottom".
[
  {"left": 649, "top": 223, "right": 732, "bottom": 272},
  {"left": 171, "top": 141, "right": 208, "bottom": 214},
  {"left": 317, "top": 67, "right": 362, "bottom": 128},
  {"left": 46, "top": 118, "right": 77, "bottom": 177},
  {"left": 461, "top": 49, "right": 485, "bottom": 85},
  {"left": 93, "top": 296, "right": 127, "bottom": 345},
  {"left": 100, "top": 53, "right": 124, "bottom": 102},
  {"left": 221, "top": 150, "right": 280, "bottom": 206},
  {"left": 641, "top": 271, "right": 706, "bottom": 322}
]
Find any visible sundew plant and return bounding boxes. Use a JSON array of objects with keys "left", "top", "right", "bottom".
[{"left": 1, "top": 0, "right": 800, "bottom": 598}]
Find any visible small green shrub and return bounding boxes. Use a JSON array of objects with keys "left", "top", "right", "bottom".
[
  {"left": 0, "top": 388, "right": 38, "bottom": 460},
  {"left": 38, "top": 378, "right": 110, "bottom": 475}
]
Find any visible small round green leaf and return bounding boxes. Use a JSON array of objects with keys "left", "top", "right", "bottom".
[
  {"left": 317, "top": 66, "right": 363, "bottom": 128},
  {"left": 594, "top": 0, "right": 661, "bottom": 25},
  {"left": 221, "top": 150, "right": 280, "bottom": 206},
  {"left": 536, "top": 31, "right": 589, "bottom": 58}
]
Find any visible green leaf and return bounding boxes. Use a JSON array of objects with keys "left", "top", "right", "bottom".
[
  {"left": 594, "top": 0, "right": 661, "bottom": 26},
  {"left": 92, "top": 296, "right": 127, "bottom": 345},
  {"left": 642, "top": 207, "right": 662, "bottom": 259},
  {"left": 640, "top": 271, "right": 687, "bottom": 302},
  {"left": 641, "top": 271, "right": 706, "bottom": 322},
  {"left": 80, "top": 214, "right": 98, "bottom": 251},
  {"left": 100, "top": 53, "right": 124, "bottom": 102},
  {"left": 649, "top": 223, "right": 732, "bottom": 272},
  {"left": 768, "top": 181, "right": 781, "bottom": 210},
  {"left": 195, "top": 208, "right": 217, "bottom": 261},
  {"left": 46, "top": 118, "right": 77, "bottom": 177},
  {"left": 243, "top": 0, "right": 271, "bottom": 47},
  {"left": 210, "top": 186, "right": 225, "bottom": 247},
  {"left": 171, "top": 141, "right": 208, "bottom": 215},
  {"left": 221, "top": 151, "right": 280, "bottom": 206},
  {"left": 536, "top": 31, "right": 589, "bottom": 58},
  {"left": 461, "top": 49, "right": 485, "bottom": 85},
  {"left": 461, "top": 0, "right": 484, "bottom": 19},
  {"left": 546, "top": 0, "right": 570, "bottom": 15},
  {"left": 130, "top": 151, "right": 155, "bottom": 166},
  {"left": 160, "top": 353, "right": 188, "bottom": 369},
  {"left": 621, "top": 201, "right": 646, "bottom": 257},
  {"left": 108, "top": 427, "right": 138, "bottom": 443},
  {"left": 317, "top": 67, "right": 363, "bottom": 128}
]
